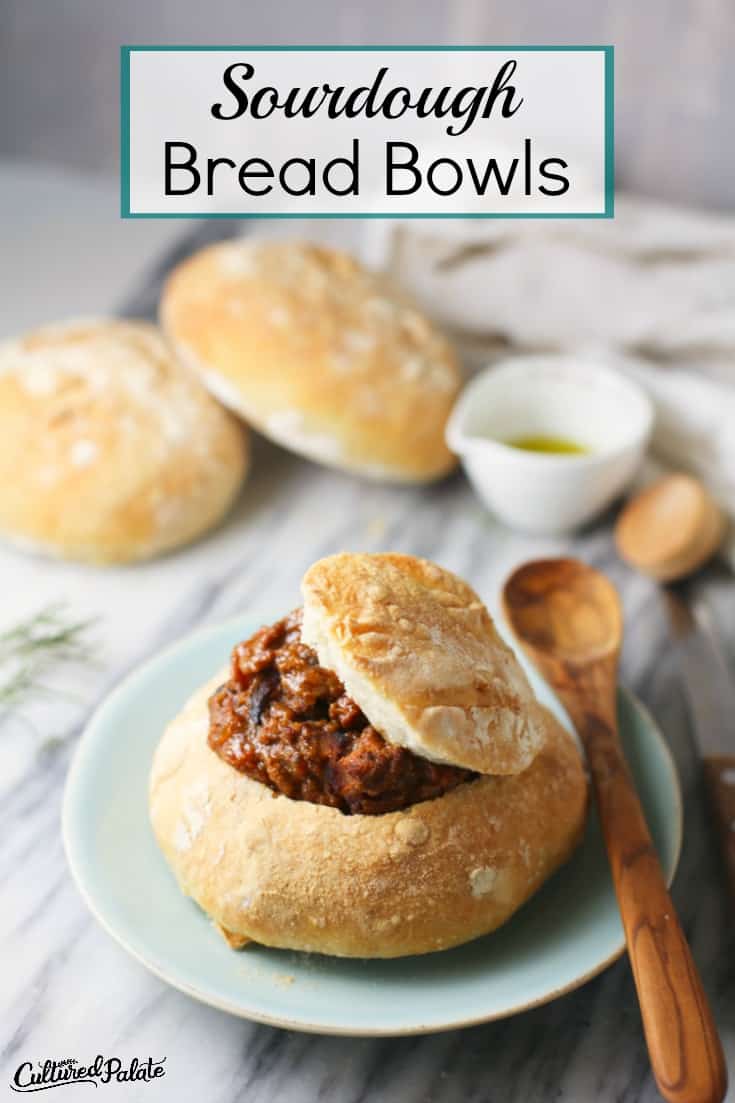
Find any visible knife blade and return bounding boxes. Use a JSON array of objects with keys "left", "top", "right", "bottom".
[{"left": 665, "top": 585, "right": 735, "bottom": 905}]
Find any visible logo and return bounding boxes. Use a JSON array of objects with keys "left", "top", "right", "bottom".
[{"left": 10, "top": 1056, "right": 166, "bottom": 1092}]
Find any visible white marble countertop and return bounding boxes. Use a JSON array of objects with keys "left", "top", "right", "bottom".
[{"left": 0, "top": 163, "right": 733, "bottom": 1102}]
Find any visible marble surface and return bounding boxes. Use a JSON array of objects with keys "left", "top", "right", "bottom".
[{"left": 0, "top": 165, "right": 733, "bottom": 1102}]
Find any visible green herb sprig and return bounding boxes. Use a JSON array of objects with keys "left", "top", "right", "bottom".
[{"left": 0, "top": 604, "right": 97, "bottom": 710}]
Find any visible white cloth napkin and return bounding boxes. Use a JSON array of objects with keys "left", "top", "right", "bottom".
[{"left": 360, "top": 195, "right": 735, "bottom": 566}]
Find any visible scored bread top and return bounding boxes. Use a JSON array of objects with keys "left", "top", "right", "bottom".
[
  {"left": 0, "top": 318, "right": 248, "bottom": 563},
  {"left": 160, "top": 240, "right": 461, "bottom": 483},
  {"left": 301, "top": 553, "right": 546, "bottom": 775}
]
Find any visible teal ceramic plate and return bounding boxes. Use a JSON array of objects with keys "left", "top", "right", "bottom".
[{"left": 63, "top": 614, "right": 682, "bottom": 1036}]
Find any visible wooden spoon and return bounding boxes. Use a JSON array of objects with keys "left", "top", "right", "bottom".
[
  {"left": 503, "top": 558, "right": 727, "bottom": 1103},
  {"left": 615, "top": 473, "right": 726, "bottom": 583}
]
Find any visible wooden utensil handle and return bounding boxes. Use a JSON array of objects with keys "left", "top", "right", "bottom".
[
  {"left": 702, "top": 756, "right": 735, "bottom": 908},
  {"left": 566, "top": 695, "right": 727, "bottom": 1103}
]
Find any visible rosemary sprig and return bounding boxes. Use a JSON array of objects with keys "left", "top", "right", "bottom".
[{"left": 0, "top": 604, "right": 97, "bottom": 710}]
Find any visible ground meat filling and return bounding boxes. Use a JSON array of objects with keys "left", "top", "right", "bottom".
[{"left": 207, "top": 609, "right": 475, "bottom": 815}]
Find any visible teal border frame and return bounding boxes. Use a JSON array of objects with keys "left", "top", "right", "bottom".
[{"left": 120, "top": 45, "right": 614, "bottom": 219}]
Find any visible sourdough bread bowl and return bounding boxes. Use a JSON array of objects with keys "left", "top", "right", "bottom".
[
  {"left": 150, "top": 554, "right": 587, "bottom": 958},
  {"left": 160, "top": 241, "right": 461, "bottom": 483},
  {"left": 0, "top": 319, "right": 248, "bottom": 564}
]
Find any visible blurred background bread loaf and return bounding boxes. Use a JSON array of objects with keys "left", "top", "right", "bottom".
[
  {"left": 161, "top": 240, "right": 461, "bottom": 483},
  {"left": 0, "top": 319, "right": 249, "bottom": 563}
]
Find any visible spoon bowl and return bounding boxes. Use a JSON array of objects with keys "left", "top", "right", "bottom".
[
  {"left": 615, "top": 473, "right": 726, "bottom": 582},
  {"left": 503, "top": 557, "right": 622, "bottom": 663}
]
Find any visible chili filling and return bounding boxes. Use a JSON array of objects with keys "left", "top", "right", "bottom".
[{"left": 207, "top": 609, "right": 475, "bottom": 815}]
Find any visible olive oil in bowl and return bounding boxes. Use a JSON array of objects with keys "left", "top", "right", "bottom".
[
  {"left": 444, "top": 357, "right": 654, "bottom": 532},
  {"left": 505, "top": 435, "right": 589, "bottom": 456}
]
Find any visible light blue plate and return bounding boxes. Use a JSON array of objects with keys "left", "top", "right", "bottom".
[{"left": 63, "top": 614, "right": 682, "bottom": 1036}]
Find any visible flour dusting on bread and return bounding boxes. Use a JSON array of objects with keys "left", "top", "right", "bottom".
[
  {"left": 0, "top": 319, "right": 248, "bottom": 563},
  {"left": 161, "top": 240, "right": 461, "bottom": 483}
]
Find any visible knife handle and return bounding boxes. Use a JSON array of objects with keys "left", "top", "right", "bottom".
[{"left": 703, "top": 756, "right": 735, "bottom": 908}]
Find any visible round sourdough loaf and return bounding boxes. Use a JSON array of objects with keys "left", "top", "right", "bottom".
[
  {"left": 149, "top": 674, "right": 586, "bottom": 958},
  {"left": 149, "top": 553, "right": 587, "bottom": 958},
  {"left": 160, "top": 240, "right": 461, "bottom": 482},
  {"left": 0, "top": 319, "right": 248, "bottom": 564}
]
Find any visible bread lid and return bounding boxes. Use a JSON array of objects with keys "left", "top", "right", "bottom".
[{"left": 301, "top": 553, "right": 546, "bottom": 775}]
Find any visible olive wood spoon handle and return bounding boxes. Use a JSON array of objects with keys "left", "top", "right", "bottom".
[
  {"left": 503, "top": 559, "right": 726, "bottom": 1103},
  {"left": 541, "top": 660, "right": 726, "bottom": 1103}
]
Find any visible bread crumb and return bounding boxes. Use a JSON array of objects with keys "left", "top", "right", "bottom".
[{"left": 213, "top": 922, "right": 251, "bottom": 950}]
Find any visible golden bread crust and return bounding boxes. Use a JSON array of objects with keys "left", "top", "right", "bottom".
[
  {"left": 301, "top": 553, "right": 546, "bottom": 775},
  {"left": 0, "top": 319, "right": 248, "bottom": 563},
  {"left": 149, "top": 673, "right": 587, "bottom": 958},
  {"left": 160, "top": 240, "right": 460, "bottom": 483}
]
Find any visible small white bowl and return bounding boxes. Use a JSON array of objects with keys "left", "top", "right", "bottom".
[{"left": 446, "top": 357, "right": 654, "bottom": 535}]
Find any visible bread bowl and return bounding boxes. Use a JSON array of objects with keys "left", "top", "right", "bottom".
[{"left": 150, "top": 553, "right": 587, "bottom": 957}]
